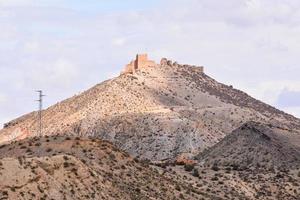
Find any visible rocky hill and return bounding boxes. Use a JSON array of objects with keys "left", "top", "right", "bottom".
[
  {"left": 1, "top": 133, "right": 298, "bottom": 200},
  {"left": 197, "top": 121, "right": 300, "bottom": 170},
  {"left": 0, "top": 136, "right": 214, "bottom": 200},
  {"left": 185, "top": 122, "right": 300, "bottom": 200},
  {"left": 1, "top": 55, "right": 300, "bottom": 200},
  {"left": 1, "top": 56, "right": 299, "bottom": 162}
]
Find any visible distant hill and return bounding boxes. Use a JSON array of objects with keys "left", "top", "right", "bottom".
[
  {"left": 1, "top": 55, "right": 299, "bottom": 162},
  {"left": 186, "top": 122, "right": 300, "bottom": 199},
  {"left": 1, "top": 55, "right": 300, "bottom": 199},
  {"left": 197, "top": 121, "right": 300, "bottom": 170}
]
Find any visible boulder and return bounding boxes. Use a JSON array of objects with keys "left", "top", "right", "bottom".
[
  {"left": 167, "top": 60, "right": 173, "bottom": 66},
  {"left": 160, "top": 58, "right": 168, "bottom": 65}
]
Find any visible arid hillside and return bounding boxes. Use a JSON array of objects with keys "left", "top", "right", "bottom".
[
  {"left": 0, "top": 56, "right": 300, "bottom": 200},
  {"left": 1, "top": 57, "right": 299, "bottom": 162},
  {"left": 197, "top": 121, "right": 300, "bottom": 169},
  {"left": 185, "top": 122, "right": 300, "bottom": 200},
  {"left": 0, "top": 127, "right": 299, "bottom": 200},
  {"left": 0, "top": 136, "right": 213, "bottom": 200}
]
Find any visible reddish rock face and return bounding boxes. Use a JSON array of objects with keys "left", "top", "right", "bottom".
[
  {"left": 175, "top": 155, "right": 197, "bottom": 166},
  {"left": 121, "top": 54, "right": 157, "bottom": 74}
]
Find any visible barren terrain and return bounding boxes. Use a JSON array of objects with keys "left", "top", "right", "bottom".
[{"left": 0, "top": 57, "right": 299, "bottom": 199}]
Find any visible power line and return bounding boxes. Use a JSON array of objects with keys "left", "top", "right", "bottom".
[{"left": 36, "top": 90, "right": 45, "bottom": 136}]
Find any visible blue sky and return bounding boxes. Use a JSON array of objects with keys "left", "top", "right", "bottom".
[
  {"left": 0, "top": 0, "right": 300, "bottom": 128},
  {"left": 61, "top": 0, "right": 160, "bottom": 12},
  {"left": 0, "top": 0, "right": 160, "bottom": 12}
]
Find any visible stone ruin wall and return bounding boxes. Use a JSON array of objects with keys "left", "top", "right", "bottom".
[
  {"left": 121, "top": 54, "right": 157, "bottom": 74},
  {"left": 121, "top": 54, "right": 204, "bottom": 74},
  {"left": 160, "top": 57, "right": 204, "bottom": 73}
]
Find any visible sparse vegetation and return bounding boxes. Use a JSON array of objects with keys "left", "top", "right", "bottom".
[
  {"left": 0, "top": 136, "right": 210, "bottom": 199},
  {"left": 211, "top": 163, "right": 220, "bottom": 171},
  {"left": 192, "top": 168, "right": 199, "bottom": 177},
  {"left": 184, "top": 164, "right": 194, "bottom": 172},
  {"left": 0, "top": 60, "right": 299, "bottom": 200}
]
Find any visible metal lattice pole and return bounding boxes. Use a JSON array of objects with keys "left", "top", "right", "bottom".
[{"left": 36, "top": 90, "right": 45, "bottom": 136}]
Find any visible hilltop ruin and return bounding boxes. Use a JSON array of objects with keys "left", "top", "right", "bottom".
[
  {"left": 121, "top": 54, "right": 158, "bottom": 74},
  {"left": 121, "top": 53, "right": 204, "bottom": 75}
]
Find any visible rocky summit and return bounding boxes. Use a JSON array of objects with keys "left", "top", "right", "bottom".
[{"left": 0, "top": 54, "right": 300, "bottom": 199}]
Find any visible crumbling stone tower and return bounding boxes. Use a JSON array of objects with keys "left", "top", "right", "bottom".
[
  {"left": 121, "top": 54, "right": 204, "bottom": 75},
  {"left": 121, "top": 54, "right": 157, "bottom": 74}
]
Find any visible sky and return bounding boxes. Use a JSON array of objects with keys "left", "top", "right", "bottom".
[{"left": 0, "top": 0, "right": 300, "bottom": 128}]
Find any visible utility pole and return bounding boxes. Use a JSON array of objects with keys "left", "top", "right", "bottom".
[{"left": 36, "top": 90, "right": 45, "bottom": 136}]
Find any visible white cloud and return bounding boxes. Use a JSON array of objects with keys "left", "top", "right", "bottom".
[
  {"left": 0, "top": 0, "right": 33, "bottom": 6},
  {"left": 0, "top": 93, "right": 7, "bottom": 104},
  {"left": 0, "top": 0, "right": 64, "bottom": 7},
  {"left": 50, "top": 59, "right": 79, "bottom": 87},
  {"left": 276, "top": 88, "right": 300, "bottom": 107},
  {"left": 281, "top": 106, "right": 300, "bottom": 118},
  {"left": 0, "top": 0, "right": 300, "bottom": 123},
  {"left": 242, "top": 81, "right": 300, "bottom": 105},
  {"left": 112, "top": 37, "right": 126, "bottom": 46},
  {"left": 23, "top": 41, "right": 40, "bottom": 52},
  {"left": 18, "top": 58, "right": 79, "bottom": 90}
]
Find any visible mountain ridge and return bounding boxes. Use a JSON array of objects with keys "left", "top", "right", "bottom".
[
  {"left": 1, "top": 55, "right": 300, "bottom": 199},
  {"left": 1, "top": 56, "right": 299, "bottom": 162}
]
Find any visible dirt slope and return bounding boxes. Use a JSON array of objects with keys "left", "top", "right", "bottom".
[
  {"left": 179, "top": 122, "right": 300, "bottom": 200},
  {"left": 0, "top": 136, "right": 212, "bottom": 200},
  {"left": 197, "top": 121, "right": 300, "bottom": 169}
]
